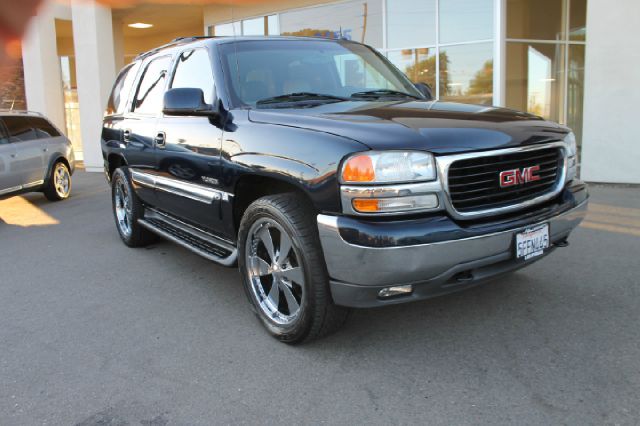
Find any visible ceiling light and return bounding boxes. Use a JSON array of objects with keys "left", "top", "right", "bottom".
[{"left": 128, "top": 23, "right": 153, "bottom": 29}]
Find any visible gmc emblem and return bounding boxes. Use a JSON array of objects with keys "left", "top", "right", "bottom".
[{"left": 499, "top": 165, "right": 541, "bottom": 188}]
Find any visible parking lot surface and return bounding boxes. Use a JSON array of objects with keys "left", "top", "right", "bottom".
[{"left": 1, "top": 172, "right": 639, "bottom": 425}]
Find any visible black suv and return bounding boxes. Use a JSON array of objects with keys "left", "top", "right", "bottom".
[{"left": 102, "top": 36, "right": 588, "bottom": 343}]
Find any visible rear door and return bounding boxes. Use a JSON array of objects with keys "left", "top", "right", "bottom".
[
  {"left": 153, "top": 47, "right": 225, "bottom": 232},
  {"left": 2, "top": 115, "right": 46, "bottom": 187},
  {"left": 0, "top": 124, "right": 19, "bottom": 193}
]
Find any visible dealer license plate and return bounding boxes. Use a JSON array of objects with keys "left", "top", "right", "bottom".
[{"left": 515, "top": 224, "right": 550, "bottom": 260}]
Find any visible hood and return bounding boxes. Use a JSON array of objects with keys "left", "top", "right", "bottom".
[{"left": 248, "top": 100, "right": 569, "bottom": 155}]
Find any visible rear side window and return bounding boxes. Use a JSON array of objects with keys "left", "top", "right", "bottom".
[
  {"left": 171, "top": 49, "right": 215, "bottom": 104},
  {"left": 2, "top": 116, "right": 61, "bottom": 142},
  {"left": 133, "top": 56, "right": 172, "bottom": 115},
  {"left": 106, "top": 61, "right": 141, "bottom": 115}
]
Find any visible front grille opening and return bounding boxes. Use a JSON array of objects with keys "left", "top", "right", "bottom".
[{"left": 447, "top": 147, "right": 563, "bottom": 213}]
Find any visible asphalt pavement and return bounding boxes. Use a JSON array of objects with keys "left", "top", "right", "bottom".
[{"left": 1, "top": 172, "right": 639, "bottom": 425}]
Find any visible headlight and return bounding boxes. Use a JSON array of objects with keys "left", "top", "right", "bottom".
[
  {"left": 564, "top": 132, "right": 578, "bottom": 181},
  {"left": 341, "top": 151, "right": 436, "bottom": 184}
]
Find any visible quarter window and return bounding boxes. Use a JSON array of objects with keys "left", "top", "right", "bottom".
[
  {"left": 106, "top": 61, "right": 141, "bottom": 115},
  {"left": 133, "top": 56, "right": 172, "bottom": 115},
  {"left": 171, "top": 49, "right": 215, "bottom": 104}
]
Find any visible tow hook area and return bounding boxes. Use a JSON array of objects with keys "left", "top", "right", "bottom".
[{"left": 554, "top": 238, "right": 570, "bottom": 248}]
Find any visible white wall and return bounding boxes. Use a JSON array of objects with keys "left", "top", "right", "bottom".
[
  {"left": 21, "top": 3, "right": 67, "bottom": 133},
  {"left": 71, "top": 1, "right": 117, "bottom": 172},
  {"left": 581, "top": 0, "right": 640, "bottom": 184}
]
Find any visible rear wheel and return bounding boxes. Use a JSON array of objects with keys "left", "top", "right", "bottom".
[
  {"left": 111, "top": 167, "right": 155, "bottom": 247},
  {"left": 238, "top": 193, "right": 350, "bottom": 343},
  {"left": 43, "top": 161, "right": 71, "bottom": 201}
]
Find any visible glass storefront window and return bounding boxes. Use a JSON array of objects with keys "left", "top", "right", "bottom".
[
  {"left": 213, "top": 21, "right": 241, "bottom": 37},
  {"left": 242, "top": 17, "right": 265, "bottom": 36},
  {"left": 387, "top": 0, "right": 436, "bottom": 49},
  {"left": 567, "top": 44, "right": 585, "bottom": 145},
  {"left": 569, "top": 0, "right": 587, "bottom": 41},
  {"left": 505, "top": 42, "right": 566, "bottom": 122},
  {"left": 267, "top": 15, "right": 279, "bottom": 36},
  {"left": 440, "top": 43, "right": 493, "bottom": 105},
  {"left": 387, "top": 48, "right": 437, "bottom": 92},
  {"left": 279, "top": 0, "right": 383, "bottom": 48},
  {"left": 506, "top": 0, "right": 565, "bottom": 41},
  {"left": 440, "top": 0, "right": 493, "bottom": 44}
]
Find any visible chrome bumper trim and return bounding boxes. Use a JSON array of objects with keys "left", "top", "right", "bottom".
[{"left": 317, "top": 198, "right": 588, "bottom": 287}]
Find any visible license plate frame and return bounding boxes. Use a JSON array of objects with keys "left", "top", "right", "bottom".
[{"left": 515, "top": 223, "right": 550, "bottom": 260}]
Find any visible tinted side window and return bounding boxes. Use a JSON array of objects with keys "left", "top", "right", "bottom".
[
  {"left": 30, "top": 117, "right": 61, "bottom": 138},
  {"left": 3, "top": 116, "right": 38, "bottom": 142},
  {"left": 133, "top": 56, "right": 172, "bottom": 115},
  {"left": 171, "top": 49, "right": 215, "bottom": 104},
  {"left": 106, "top": 61, "right": 141, "bottom": 115}
]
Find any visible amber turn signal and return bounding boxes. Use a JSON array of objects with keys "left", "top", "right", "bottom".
[{"left": 341, "top": 155, "right": 375, "bottom": 183}]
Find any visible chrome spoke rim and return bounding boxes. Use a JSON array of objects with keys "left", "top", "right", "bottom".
[
  {"left": 54, "top": 165, "right": 70, "bottom": 197},
  {"left": 114, "top": 179, "right": 132, "bottom": 237},
  {"left": 246, "top": 218, "right": 305, "bottom": 325}
]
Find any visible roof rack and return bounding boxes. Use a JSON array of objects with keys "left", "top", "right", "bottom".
[
  {"left": 0, "top": 109, "right": 44, "bottom": 116},
  {"left": 134, "top": 36, "right": 214, "bottom": 61}
]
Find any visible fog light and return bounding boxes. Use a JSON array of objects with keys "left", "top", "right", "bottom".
[
  {"left": 352, "top": 194, "right": 439, "bottom": 213},
  {"left": 378, "top": 285, "right": 413, "bottom": 299}
]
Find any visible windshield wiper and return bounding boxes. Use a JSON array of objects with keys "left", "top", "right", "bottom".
[
  {"left": 256, "top": 92, "right": 349, "bottom": 106},
  {"left": 350, "top": 89, "right": 422, "bottom": 100}
]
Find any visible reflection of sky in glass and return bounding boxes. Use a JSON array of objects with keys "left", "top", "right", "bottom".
[
  {"left": 215, "top": 21, "right": 241, "bottom": 36},
  {"left": 242, "top": 17, "right": 264, "bottom": 36},
  {"left": 527, "top": 46, "right": 552, "bottom": 117},
  {"left": 387, "top": 0, "right": 436, "bottom": 48},
  {"left": 440, "top": 0, "right": 493, "bottom": 44}
]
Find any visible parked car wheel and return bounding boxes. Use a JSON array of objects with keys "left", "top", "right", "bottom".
[
  {"left": 111, "top": 167, "right": 156, "bottom": 247},
  {"left": 238, "top": 193, "right": 350, "bottom": 343},
  {"left": 43, "top": 161, "right": 71, "bottom": 201}
]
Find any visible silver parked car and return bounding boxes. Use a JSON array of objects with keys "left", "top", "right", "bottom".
[{"left": 0, "top": 111, "right": 75, "bottom": 201}]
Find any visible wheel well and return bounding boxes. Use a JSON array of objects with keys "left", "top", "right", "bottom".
[
  {"left": 107, "top": 154, "right": 127, "bottom": 179},
  {"left": 45, "top": 156, "right": 70, "bottom": 182},
  {"left": 233, "top": 175, "right": 314, "bottom": 233}
]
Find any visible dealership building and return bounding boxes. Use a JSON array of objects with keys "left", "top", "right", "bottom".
[{"left": 9, "top": 0, "right": 639, "bottom": 183}]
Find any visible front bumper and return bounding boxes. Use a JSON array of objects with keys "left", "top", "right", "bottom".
[{"left": 318, "top": 183, "right": 588, "bottom": 308}]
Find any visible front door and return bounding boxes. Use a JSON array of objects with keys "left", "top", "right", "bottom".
[{"left": 152, "top": 47, "right": 225, "bottom": 233}]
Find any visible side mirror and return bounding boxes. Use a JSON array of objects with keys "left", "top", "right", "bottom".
[
  {"left": 163, "top": 88, "right": 218, "bottom": 116},
  {"left": 414, "top": 83, "right": 434, "bottom": 101}
]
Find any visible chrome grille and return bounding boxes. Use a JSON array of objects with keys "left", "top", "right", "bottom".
[{"left": 446, "top": 146, "right": 563, "bottom": 214}]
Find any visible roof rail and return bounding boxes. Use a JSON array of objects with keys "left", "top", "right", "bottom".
[
  {"left": 134, "top": 36, "right": 214, "bottom": 61},
  {"left": 0, "top": 109, "right": 45, "bottom": 116}
]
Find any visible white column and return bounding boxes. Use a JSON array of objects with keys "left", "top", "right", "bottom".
[
  {"left": 581, "top": 0, "right": 640, "bottom": 184},
  {"left": 492, "top": 0, "right": 506, "bottom": 107},
  {"left": 21, "top": 7, "right": 66, "bottom": 132},
  {"left": 71, "top": 1, "right": 117, "bottom": 172}
]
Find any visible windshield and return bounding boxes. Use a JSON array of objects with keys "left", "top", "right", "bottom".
[{"left": 219, "top": 39, "right": 423, "bottom": 108}]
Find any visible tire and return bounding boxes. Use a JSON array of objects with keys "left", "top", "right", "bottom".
[
  {"left": 238, "top": 193, "right": 350, "bottom": 343},
  {"left": 43, "top": 161, "right": 71, "bottom": 201},
  {"left": 111, "top": 167, "right": 156, "bottom": 247}
]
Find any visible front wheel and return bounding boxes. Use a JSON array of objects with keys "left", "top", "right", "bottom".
[{"left": 238, "top": 194, "right": 350, "bottom": 343}]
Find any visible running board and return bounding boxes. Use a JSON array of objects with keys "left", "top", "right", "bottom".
[{"left": 139, "top": 209, "right": 237, "bottom": 266}]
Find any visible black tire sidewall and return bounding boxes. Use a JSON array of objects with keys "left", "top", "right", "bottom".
[
  {"left": 111, "top": 167, "right": 146, "bottom": 247},
  {"left": 44, "top": 162, "right": 71, "bottom": 201},
  {"left": 238, "top": 198, "right": 318, "bottom": 342}
]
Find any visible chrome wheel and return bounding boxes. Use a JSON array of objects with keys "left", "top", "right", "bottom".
[
  {"left": 246, "top": 218, "right": 305, "bottom": 325},
  {"left": 114, "top": 178, "right": 133, "bottom": 237},
  {"left": 53, "top": 163, "right": 70, "bottom": 198}
]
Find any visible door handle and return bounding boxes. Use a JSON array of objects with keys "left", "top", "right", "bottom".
[
  {"left": 155, "top": 131, "right": 166, "bottom": 148},
  {"left": 123, "top": 129, "right": 131, "bottom": 143}
]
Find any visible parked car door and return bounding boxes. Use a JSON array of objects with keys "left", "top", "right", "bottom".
[
  {"left": 0, "top": 125, "right": 19, "bottom": 194},
  {"left": 2, "top": 116, "right": 47, "bottom": 186},
  {"left": 153, "top": 47, "right": 225, "bottom": 232},
  {"left": 123, "top": 55, "right": 173, "bottom": 205}
]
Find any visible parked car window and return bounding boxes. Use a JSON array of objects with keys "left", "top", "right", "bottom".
[
  {"left": 2, "top": 116, "right": 61, "bottom": 142},
  {"left": 171, "top": 49, "right": 215, "bottom": 104},
  {"left": 106, "top": 61, "right": 141, "bottom": 115},
  {"left": 133, "top": 56, "right": 172, "bottom": 115}
]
